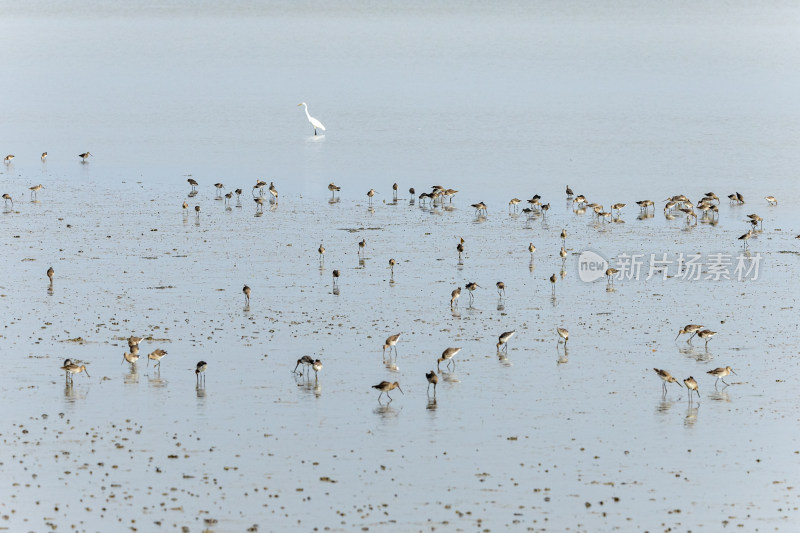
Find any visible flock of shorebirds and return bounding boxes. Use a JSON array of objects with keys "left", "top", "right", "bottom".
[{"left": 6, "top": 157, "right": 782, "bottom": 401}]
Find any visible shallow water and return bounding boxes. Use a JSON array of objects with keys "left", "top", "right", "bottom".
[{"left": 2, "top": 1, "right": 800, "bottom": 532}]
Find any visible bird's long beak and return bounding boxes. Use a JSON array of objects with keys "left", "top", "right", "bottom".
[
  {"left": 677, "top": 381, "right": 683, "bottom": 388},
  {"left": 674, "top": 331, "right": 681, "bottom": 340},
  {"left": 84, "top": 369, "right": 90, "bottom": 378},
  {"left": 397, "top": 386, "right": 404, "bottom": 395},
  {"left": 730, "top": 369, "right": 737, "bottom": 375}
]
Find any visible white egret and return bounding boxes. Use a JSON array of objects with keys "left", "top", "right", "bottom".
[{"left": 298, "top": 102, "right": 326, "bottom": 135}]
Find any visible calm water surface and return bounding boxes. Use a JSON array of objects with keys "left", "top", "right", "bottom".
[{"left": 1, "top": 2, "right": 799, "bottom": 531}]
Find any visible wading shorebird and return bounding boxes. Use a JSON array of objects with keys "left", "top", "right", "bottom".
[
  {"left": 29, "top": 184, "right": 44, "bottom": 200},
  {"left": 214, "top": 182, "right": 225, "bottom": 197},
  {"left": 738, "top": 229, "right": 752, "bottom": 248},
  {"left": 707, "top": 366, "right": 736, "bottom": 387},
  {"left": 612, "top": 203, "right": 626, "bottom": 216},
  {"left": 148, "top": 348, "right": 167, "bottom": 368},
  {"left": 41, "top": 152, "right": 47, "bottom": 162},
  {"left": 450, "top": 286, "right": 461, "bottom": 307},
  {"left": 560, "top": 247, "right": 567, "bottom": 264},
  {"left": 383, "top": 333, "right": 401, "bottom": 358},
  {"left": 389, "top": 258, "right": 396, "bottom": 276},
  {"left": 254, "top": 197, "right": 265, "bottom": 212},
  {"left": 509, "top": 198, "right": 521, "bottom": 212},
  {"left": 298, "top": 102, "right": 326, "bottom": 135},
  {"left": 128, "top": 336, "right": 143, "bottom": 349},
  {"left": 560, "top": 229, "right": 567, "bottom": 246},
  {"left": 675, "top": 324, "right": 703, "bottom": 343},
  {"left": 268, "top": 182, "right": 278, "bottom": 203},
  {"left": 318, "top": 243, "right": 325, "bottom": 264},
  {"left": 605, "top": 267, "right": 619, "bottom": 285},
  {"left": 328, "top": 183, "right": 340, "bottom": 198},
  {"left": 409, "top": 187, "right": 416, "bottom": 196},
  {"left": 366, "top": 188, "right": 377, "bottom": 205},
  {"left": 253, "top": 179, "right": 267, "bottom": 196},
  {"left": 557, "top": 327, "right": 569, "bottom": 346},
  {"left": 182, "top": 200, "right": 188, "bottom": 212},
  {"left": 465, "top": 282, "right": 480, "bottom": 304},
  {"left": 392, "top": 182, "right": 398, "bottom": 200},
  {"left": 195, "top": 361, "right": 207, "bottom": 384},
  {"left": 457, "top": 241, "right": 465, "bottom": 261},
  {"left": 293, "top": 355, "right": 314, "bottom": 375},
  {"left": 550, "top": 274, "right": 557, "bottom": 296},
  {"left": 187, "top": 178, "right": 198, "bottom": 190},
  {"left": 194, "top": 205, "right": 201, "bottom": 218},
  {"left": 122, "top": 350, "right": 139, "bottom": 366},
  {"left": 653, "top": 368, "right": 682, "bottom": 394},
  {"left": 696, "top": 329, "right": 717, "bottom": 347},
  {"left": 243, "top": 284, "right": 251, "bottom": 305},
  {"left": 471, "top": 202, "right": 487, "bottom": 216},
  {"left": 437, "top": 347, "right": 461, "bottom": 371},
  {"left": 684, "top": 376, "right": 700, "bottom": 400},
  {"left": 496, "top": 281, "right": 506, "bottom": 297},
  {"left": 765, "top": 195, "right": 777, "bottom": 206},
  {"left": 496, "top": 330, "right": 515, "bottom": 352},
  {"left": 79, "top": 152, "right": 91, "bottom": 162},
  {"left": 528, "top": 242, "right": 536, "bottom": 260},
  {"left": 426, "top": 371, "right": 438, "bottom": 396},
  {"left": 4, "top": 154, "right": 14, "bottom": 163},
  {"left": 312, "top": 359, "right": 322, "bottom": 380},
  {"left": 224, "top": 191, "right": 233, "bottom": 205},
  {"left": 61, "top": 362, "right": 90, "bottom": 382},
  {"left": 2, "top": 193, "right": 12, "bottom": 207},
  {"left": 566, "top": 185, "right": 574, "bottom": 198},
  {"left": 373, "top": 381, "right": 403, "bottom": 402},
  {"left": 332, "top": 269, "right": 340, "bottom": 287},
  {"left": 358, "top": 238, "right": 367, "bottom": 257}
]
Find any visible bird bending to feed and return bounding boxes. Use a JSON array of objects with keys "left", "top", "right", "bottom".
[
  {"left": 195, "top": 361, "right": 207, "bottom": 384},
  {"left": 450, "top": 287, "right": 461, "bottom": 307},
  {"left": 2, "top": 193, "right": 13, "bottom": 207},
  {"left": 426, "top": 371, "right": 438, "bottom": 396},
  {"left": 373, "top": 381, "right": 402, "bottom": 402},
  {"left": 79, "top": 152, "right": 91, "bottom": 161},
  {"left": 122, "top": 351, "right": 139, "bottom": 366},
  {"left": 653, "top": 368, "right": 682, "bottom": 393},
  {"left": 696, "top": 329, "right": 716, "bottom": 347},
  {"left": 684, "top": 376, "right": 699, "bottom": 399},
  {"left": 29, "top": 184, "right": 44, "bottom": 199},
  {"left": 557, "top": 327, "right": 569, "bottom": 345},
  {"left": 605, "top": 267, "right": 619, "bottom": 284},
  {"left": 383, "top": 333, "right": 401, "bottom": 357},
  {"left": 298, "top": 102, "right": 326, "bottom": 135},
  {"left": 243, "top": 284, "right": 251, "bottom": 305},
  {"left": 707, "top": 366, "right": 736, "bottom": 387},
  {"left": 497, "top": 330, "right": 515, "bottom": 352},
  {"left": 61, "top": 362, "right": 90, "bottom": 382},
  {"left": 187, "top": 178, "right": 198, "bottom": 190},
  {"left": 4, "top": 154, "right": 14, "bottom": 163},
  {"left": 765, "top": 195, "right": 777, "bottom": 205},
  {"left": 438, "top": 347, "right": 461, "bottom": 371},
  {"left": 148, "top": 348, "right": 167, "bottom": 368},
  {"left": 293, "top": 355, "right": 314, "bottom": 374},
  {"left": 675, "top": 324, "right": 703, "bottom": 343}
]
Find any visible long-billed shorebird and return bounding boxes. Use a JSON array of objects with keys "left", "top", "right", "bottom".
[
  {"left": 528, "top": 242, "right": 536, "bottom": 260},
  {"left": 194, "top": 205, "right": 201, "bottom": 217},
  {"left": 496, "top": 330, "right": 515, "bottom": 352},
  {"left": 328, "top": 183, "right": 340, "bottom": 198},
  {"left": 332, "top": 269, "right": 340, "bottom": 287},
  {"left": 188, "top": 178, "right": 198, "bottom": 190},
  {"left": 696, "top": 329, "right": 717, "bottom": 347},
  {"left": 243, "top": 284, "right": 251, "bottom": 305},
  {"left": 765, "top": 195, "right": 777, "bottom": 206},
  {"left": 383, "top": 333, "right": 401, "bottom": 358},
  {"left": 465, "top": 282, "right": 479, "bottom": 304},
  {"left": 373, "top": 381, "right": 402, "bottom": 402},
  {"left": 268, "top": 182, "right": 278, "bottom": 203},
  {"left": 318, "top": 242, "right": 325, "bottom": 264},
  {"left": 566, "top": 185, "right": 574, "bottom": 198},
  {"left": 195, "top": 361, "right": 207, "bottom": 384},
  {"left": 29, "top": 184, "right": 44, "bottom": 200},
  {"left": 46, "top": 266, "right": 54, "bottom": 284},
  {"left": 253, "top": 179, "right": 267, "bottom": 196},
  {"left": 61, "top": 362, "right": 89, "bottom": 382},
  {"left": 738, "top": 229, "right": 752, "bottom": 248},
  {"left": 509, "top": 198, "right": 521, "bottom": 212},
  {"left": 128, "top": 336, "right": 143, "bottom": 349},
  {"left": 214, "top": 183, "right": 225, "bottom": 197},
  {"left": 426, "top": 371, "right": 438, "bottom": 396},
  {"left": 438, "top": 347, "right": 461, "bottom": 371},
  {"left": 358, "top": 238, "right": 366, "bottom": 257},
  {"left": 496, "top": 281, "right": 505, "bottom": 297},
  {"left": 311, "top": 359, "right": 322, "bottom": 381},
  {"left": 457, "top": 241, "right": 465, "bottom": 260},
  {"left": 367, "top": 188, "right": 377, "bottom": 205},
  {"left": 653, "top": 368, "right": 682, "bottom": 394},
  {"left": 605, "top": 267, "right": 619, "bottom": 285},
  {"left": 389, "top": 258, "right": 396, "bottom": 276},
  {"left": 550, "top": 274, "right": 557, "bottom": 296},
  {"left": 148, "top": 348, "right": 167, "bottom": 368},
  {"left": 684, "top": 376, "right": 699, "bottom": 400},
  {"left": 2, "top": 193, "right": 12, "bottom": 207},
  {"left": 79, "top": 152, "right": 91, "bottom": 162},
  {"left": 675, "top": 324, "right": 703, "bottom": 343},
  {"left": 4, "top": 154, "right": 14, "bottom": 163},
  {"left": 254, "top": 197, "right": 265, "bottom": 212},
  {"left": 450, "top": 287, "right": 461, "bottom": 307},
  {"left": 392, "top": 182, "right": 398, "bottom": 200},
  {"left": 557, "top": 327, "right": 569, "bottom": 346},
  {"left": 122, "top": 350, "right": 139, "bottom": 366},
  {"left": 41, "top": 152, "right": 47, "bottom": 162},
  {"left": 293, "top": 355, "right": 314, "bottom": 375},
  {"left": 707, "top": 366, "right": 735, "bottom": 387}
]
